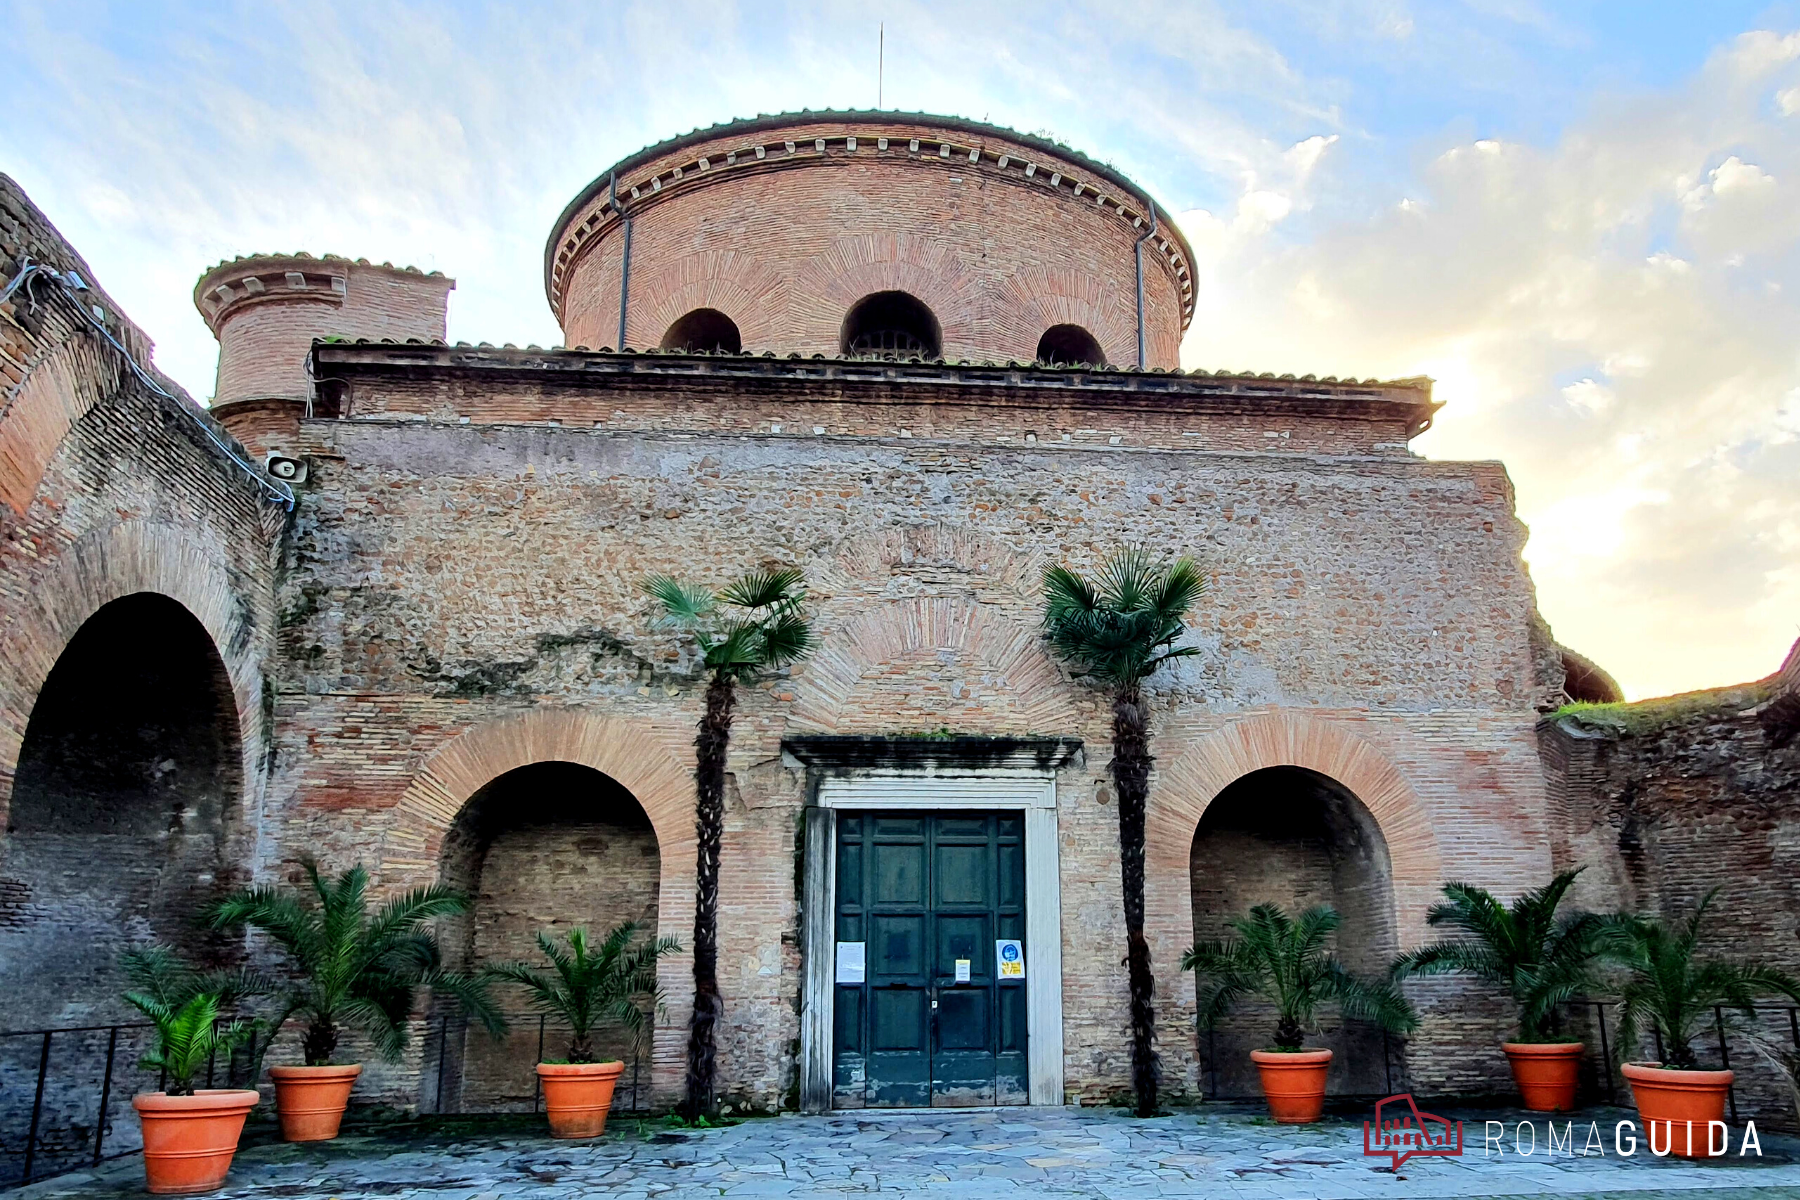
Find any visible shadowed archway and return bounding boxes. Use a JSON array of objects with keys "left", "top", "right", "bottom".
[
  {"left": 1188, "top": 766, "right": 1398, "bottom": 1098},
  {"left": 3, "top": 593, "right": 243, "bottom": 1023},
  {"left": 434, "top": 761, "right": 662, "bottom": 1112}
]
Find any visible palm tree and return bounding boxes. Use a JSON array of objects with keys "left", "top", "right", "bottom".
[
  {"left": 1182, "top": 903, "right": 1418, "bottom": 1050},
  {"left": 1390, "top": 869, "right": 1610, "bottom": 1041},
  {"left": 124, "top": 992, "right": 251, "bottom": 1098},
  {"left": 1604, "top": 888, "right": 1800, "bottom": 1069},
  {"left": 208, "top": 860, "right": 503, "bottom": 1065},
  {"left": 487, "top": 924, "right": 681, "bottom": 1063},
  {"left": 642, "top": 567, "right": 813, "bottom": 1121},
  {"left": 1041, "top": 549, "right": 1207, "bottom": 1116},
  {"left": 120, "top": 946, "right": 261, "bottom": 1096}
]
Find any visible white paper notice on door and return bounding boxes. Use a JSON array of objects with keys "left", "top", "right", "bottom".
[
  {"left": 954, "top": 958, "right": 971, "bottom": 983},
  {"left": 835, "top": 941, "right": 865, "bottom": 984},
  {"left": 996, "top": 939, "right": 1025, "bottom": 980}
]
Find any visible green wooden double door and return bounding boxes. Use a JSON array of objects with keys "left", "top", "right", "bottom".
[{"left": 832, "top": 811, "right": 1028, "bottom": 1107}]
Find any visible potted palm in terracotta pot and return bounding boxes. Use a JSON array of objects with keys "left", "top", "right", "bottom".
[
  {"left": 1183, "top": 903, "right": 1416, "bottom": 1123},
  {"left": 489, "top": 923, "right": 679, "bottom": 1138},
  {"left": 1391, "top": 870, "right": 1609, "bottom": 1111},
  {"left": 120, "top": 949, "right": 260, "bottom": 1195},
  {"left": 209, "top": 861, "right": 503, "bottom": 1142},
  {"left": 1606, "top": 888, "right": 1800, "bottom": 1158}
]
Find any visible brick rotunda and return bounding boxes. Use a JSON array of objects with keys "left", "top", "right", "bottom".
[{"left": 2, "top": 112, "right": 1795, "bottom": 1130}]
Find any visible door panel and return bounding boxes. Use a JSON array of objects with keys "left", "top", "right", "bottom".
[{"left": 832, "top": 809, "right": 1028, "bottom": 1108}]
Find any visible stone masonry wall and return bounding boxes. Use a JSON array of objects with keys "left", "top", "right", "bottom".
[
  {"left": 0, "top": 177, "right": 281, "bottom": 1185},
  {"left": 262, "top": 398, "right": 1552, "bottom": 1111},
  {"left": 1541, "top": 671, "right": 1800, "bottom": 1126}
]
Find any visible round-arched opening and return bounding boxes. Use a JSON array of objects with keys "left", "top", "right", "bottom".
[
  {"left": 432, "top": 761, "right": 661, "bottom": 1113},
  {"left": 4, "top": 593, "right": 243, "bottom": 1025},
  {"left": 1189, "top": 766, "right": 1397, "bottom": 1099},
  {"left": 661, "top": 307, "right": 742, "bottom": 353},
  {"left": 1561, "top": 649, "right": 1623, "bottom": 705},
  {"left": 841, "top": 291, "right": 941, "bottom": 359},
  {"left": 1035, "top": 324, "right": 1104, "bottom": 367}
]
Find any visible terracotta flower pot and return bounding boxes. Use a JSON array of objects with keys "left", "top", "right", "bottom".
[
  {"left": 132, "top": 1089, "right": 259, "bottom": 1195},
  {"left": 269, "top": 1063, "right": 362, "bottom": 1142},
  {"left": 1621, "top": 1062, "right": 1734, "bottom": 1158},
  {"left": 536, "top": 1060, "right": 626, "bottom": 1138},
  {"left": 1502, "top": 1042, "right": 1584, "bottom": 1112},
  {"left": 1250, "top": 1048, "right": 1333, "bottom": 1124}
]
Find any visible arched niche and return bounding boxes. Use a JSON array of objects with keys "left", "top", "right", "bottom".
[
  {"left": 1035, "top": 324, "right": 1104, "bottom": 367},
  {"left": 3, "top": 593, "right": 243, "bottom": 1021},
  {"left": 841, "top": 291, "right": 941, "bottom": 359},
  {"left": 661, "top": 308, "right": 743, "bottom": 353},
  {"left": 433, "top": 760, "right": 663, "bottom": 1113},
  {"left": 1188, "top": 766, "right": 1398, "bottom": 1099}
]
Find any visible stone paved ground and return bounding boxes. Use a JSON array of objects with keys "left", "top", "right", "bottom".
[{"left": 15, "top": 1105, "right": 1800, "bottom": 1200}]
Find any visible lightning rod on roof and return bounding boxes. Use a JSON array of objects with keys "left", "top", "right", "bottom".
[{"left": 878, "top": 23, "right": 884, "bottom": 109}]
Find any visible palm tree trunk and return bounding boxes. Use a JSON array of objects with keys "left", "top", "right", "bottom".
[
  {"left": 1112, "top": 683, "right": 1160, "bottom": 1116},
  {"left": 302, "top": 1016, "right": 338, "bottom": 1067},
  {"left": 680, "top": 671, "right": 736, "bottom": 1120}
]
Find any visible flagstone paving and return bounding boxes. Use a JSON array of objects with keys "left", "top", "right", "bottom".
[{"left": 16, "top": 1104, "right": 1800, "bottom": 1200}]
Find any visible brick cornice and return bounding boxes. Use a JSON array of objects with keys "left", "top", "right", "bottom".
[{"left": 312, "top": 342, "right": 1440, "bottom": 435}]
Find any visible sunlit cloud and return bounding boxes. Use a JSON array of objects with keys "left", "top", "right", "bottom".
[{"left": 4, "top": 1, "right": 1796, "bottom": 699}]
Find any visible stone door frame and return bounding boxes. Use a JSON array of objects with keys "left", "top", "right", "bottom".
[{"left": 788, "top": 737, "right": 1080, "bottom": 1112}]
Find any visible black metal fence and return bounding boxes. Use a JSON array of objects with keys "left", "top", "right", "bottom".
[
  {"left": 0, "top": 1019, "right": 268, "bottom": 1189},
  {"left": 417, "top": 1011, "right": 655, "bottom": 1118},
  {"left": 1, "top": 1011, "right": 655, "bottom": 1191},
  {"left": 1562, "top": 999, "right": 1800, "bottom": 1123}
]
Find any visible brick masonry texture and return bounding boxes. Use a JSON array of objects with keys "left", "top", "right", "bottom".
[
  {"left": 196, "top": 255, "right": 452, "bottom": 406},
  {"left": 1540, "top": 667, "right": 1800, "bottom": 1123},
  {"left": 2, "top": 104, "right": 1798, "bottom": 1157},
  {"left": 550, "top": 116, "right": 1193, "bottom": 367}
]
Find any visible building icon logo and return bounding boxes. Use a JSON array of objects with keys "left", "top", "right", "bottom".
[{"left": 1364, "top": 1093, "right": 1464, "bottom": 1169}]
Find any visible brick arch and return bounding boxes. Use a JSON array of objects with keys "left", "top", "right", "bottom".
[
  {"left": 1147, "top": 710, "right": 1443, "bottom": 975},
  {"left": 791, "top": 595, "right": 1079, "bottom": 735},
  {"left": 380, "top": 708, "right": 696, "bottom": 1104},
  {"left": 628, "top": 250, "right": 789, "bottom": 352},
  {"left": 787, "top": 234, "right": 981, "bottom": 358},
  {"left": 0, "top": 520, "right": 263, "bottom": 829},
  {"left": 983, "top": 266, "right": 1136, "bottom": 366},
  {"left": 0, "top": 331, "right": 125, "bottom": 516}
]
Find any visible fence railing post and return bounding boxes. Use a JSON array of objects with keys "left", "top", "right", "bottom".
[
  {"left": 434, "top": 1017, "right": 448, "bottom": 1115},
  {"left": 1714, "top": 1006, "right": 1738, "bottom": 1125},
  {"left": 93, "top": 1026, "right": 119, "bottom": 1166},
  {"left": 534, "top": 1016, "right": 545, "bottom": 1113},
  {"left": 22, "top": 1030, "right": 54, "bottom": 1184},
  {"left": 1592, "top": 1002, "right": 1615, "bottom": 1105}
]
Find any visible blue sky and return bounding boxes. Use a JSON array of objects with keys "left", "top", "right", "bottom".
[{"left": 5, "top": 1, "right": 1799, "bottom": 698}]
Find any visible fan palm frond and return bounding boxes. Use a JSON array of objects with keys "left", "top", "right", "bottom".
[
  {"left": 1040, "top": 552, "right": 1207, "bottom": 687},
  {"left": 488, "top": 924, "right": 681, "bottom": 1063},
  {"left": 1393, "top": 869, "right": 1609, "bottom": 1042},
  {"left": 1601, "top": 889, "right": 1800, "bottom": 1068},
  {"left": 209, "top": 858, "right": 499, "bottom": 1065},
  {"left": 1182, "top": 902, "right": 1417, "bottom": 1050}
]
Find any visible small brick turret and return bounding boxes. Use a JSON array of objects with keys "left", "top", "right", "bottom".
[{"left": 194, "top": 254, "right": 453, "bottom": 452}]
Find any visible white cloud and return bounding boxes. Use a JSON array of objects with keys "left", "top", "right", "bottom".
[
  {"left": 1176, "top": 27, "right": 1800, "bottom": 697},
  {"left": 5, "top": 3, "right": 1799, "bottom": 700}
]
